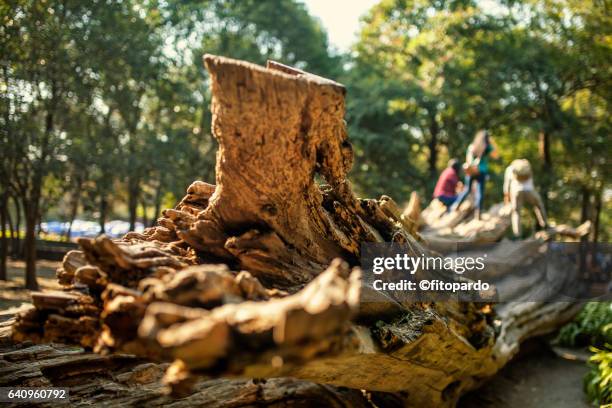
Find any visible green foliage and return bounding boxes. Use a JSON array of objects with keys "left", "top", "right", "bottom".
[
  {"left": 555, "top": 302, "right": 612, "bottom": 348},
  {"left": 555, "top": 302, "right": 612, "bottom": 405},
  {"left": 1, "top": 0, "right": 340, "bottom": 233},
  {"left": 1, "top": 0, "right": 609, "bottom": 250},
  {"left": 346, "top": 0, "right": 610, "bottom": 234},
  {"left": 585, "top": 346, "right": 612, "bottom": 406}
]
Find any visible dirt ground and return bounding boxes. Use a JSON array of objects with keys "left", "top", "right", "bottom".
[
  {"left": 459, "top": 339, "right": 590, "bottom": 408},
  {"left": 0, "top": 259, "right": 61, "bottom": 312},
  {"left": 0, "top": 261, "right": 591, "bottom": 407}
]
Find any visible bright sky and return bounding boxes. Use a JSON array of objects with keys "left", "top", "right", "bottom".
[{"left": 302, "top": 0, "right": 380, "bottom": 52}]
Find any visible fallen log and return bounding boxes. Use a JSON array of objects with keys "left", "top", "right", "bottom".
[
  {"left": 419, "top": 197, "right": 591, "bottom": 254},
  {"left": 8, "top": 55, "right": 582, "bottom": 407}
]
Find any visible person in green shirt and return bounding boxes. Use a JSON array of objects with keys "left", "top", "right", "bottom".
[{"left": 450, "top": 130, "right": 499, "bottom": 220}]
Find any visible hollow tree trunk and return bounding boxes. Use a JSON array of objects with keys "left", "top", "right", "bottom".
[{"left": 11, "top": 56, "right": 582, "bottom": 407}]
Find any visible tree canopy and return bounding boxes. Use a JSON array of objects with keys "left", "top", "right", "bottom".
[{"left": 0, "top": 0, "right": 609, "bottom": 286}]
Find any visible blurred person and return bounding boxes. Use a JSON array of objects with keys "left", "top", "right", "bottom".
[
  {"left": 503, "top": 158, "right": 547, "bottom": 237},
  {"left": 451, "top": 130, "right": 499, "bottom": 219},
  {"left": 433, "top": 158, "right": 462, "bottom": 208}
]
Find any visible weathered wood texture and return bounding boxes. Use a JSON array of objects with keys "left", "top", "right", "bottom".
[
  {"left": 1, "top": 322, "right": 387, "bottom": 408},
  {"left": 7, "top": 55, "right": 583, "bottom": 407}
]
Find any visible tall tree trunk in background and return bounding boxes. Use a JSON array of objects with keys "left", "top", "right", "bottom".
[
  {"left": 65, "top": 177, "right": 82, "bottom": 241},
  {"left": 0, "top": 191, "right": 8, "bottom": 280},
  {"left": 6, "top": 195, "right": 14, "bottom": 255},
  {"left": 580, "top": 187, "right": 590, "bottom": 225},
  {"left": 22, "top": 200, "right": 39, "bottom": 290},
  {"left": 11, "top": 194, "right": 21, "bottom": 258},
  {"left": 128, "top": 176, "right": 139, "bottom": 232},
  {"left": 151, "top": 180, "right": 162, "bottom": 227},
  {"left": 590, "top": 188, "right": 602, "bottom": 270},
  {"left": 578, "top": 187, "right": 590, "bottom": 278},
  {"left": 427, "top": 114, "right": 439, "bottom": 184},
  {"left": 22, "top": 105, "right": 54, "bottom": 291},
  {"left": 592, "top": 189, "right": 602, "bottom": 245},
  {"left": 99, "top": 196, "right": 107, "bottom": 234},
  {"left": 538, "top": 130, "right": 552, "bottom": 211},
  {"left": 140, "top": 200, "right": 148, "bottom": 228}
]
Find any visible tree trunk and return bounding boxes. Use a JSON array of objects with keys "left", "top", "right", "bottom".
[
  {"left": 128, "top": 176, "right": 139, "bottom": 232},
  {"left": 65, "top": 177, "right": 82, "bottom": 242},
  {"left": 538, "top": 130, "right": 552, "bottom": 211},
  {"left": 592, "top": 188, "right": 602, "bottom": 245},
  {"left": 151, "top": 180, "right": 163, "bottom": 227},
  {"left": 10, "top": 194, "right": 21, "bottom": 258},
  {"left": 6, "top": 193, "right": 14, "bottom": 253},
  {"left": 99, "top": 195, "right": 107, "bottom": 234},
  {"left": 141, "top": 200, "right": 149, "bottom": 228},
  {"left": 22, "top": 201, "right": 39, "bottom": 290},
  {"left": 11, "top": 56, "right": 583, "bottom": 407},
  {"left": 580, "top": 187, "right": 590, "bottom": 225},
  {"left": 577, "top": 187, "right": 590, "bottom": 276},
  {"left": 428, "top": 112, "right": 439, "bottom": 185},
  {"left": 590, "top": 188, "right": 602, "bottom": 270},
  {"left": 20, "top": 102, "right": 54, "bottom": 290},
  {"left": 0, "top": 191, "right": 8, "bottom": 280}
]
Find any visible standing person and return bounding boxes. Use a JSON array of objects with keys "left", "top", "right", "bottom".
[
  {"left": 433, "top": 159, "right": 461, "bottom": 207},
  {"left": 450, "top": 130, "right": 499, "bottom": 219},
  {"left": 503, "top": 159, "right": 547, "bottom": 237}
]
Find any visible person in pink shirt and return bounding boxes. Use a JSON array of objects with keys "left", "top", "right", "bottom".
[{"left": 433, "top": 159, "right": 461, "bottom": 208}]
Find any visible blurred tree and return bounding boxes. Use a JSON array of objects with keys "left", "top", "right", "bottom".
[
  {"left": 1, "top": 0, "right": 339, "bottom": 287},
  {"left": 1, "top": 0, "right": 162, "bottom": 288},
  {"left": 347, "top": 0, "right": 610, "bottom": 242},
  {"left": 1, "top": 0, "right": 608, "bottom": 290}
]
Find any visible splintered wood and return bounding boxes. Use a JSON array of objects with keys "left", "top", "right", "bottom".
[{"left": 9, "top": 55, "right": 581, "bottom": 408}]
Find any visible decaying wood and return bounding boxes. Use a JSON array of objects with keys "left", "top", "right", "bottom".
[
  {"left": 7, "top": 55, "right": 585, "bottom": 407},
  {"left": 1, "top": 323, "right": 385, "bottom": 407}
]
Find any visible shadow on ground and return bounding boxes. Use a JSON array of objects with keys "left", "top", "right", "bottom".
[
  {"left": 0, "top": 259, "right": 61, "bottom": 311},
  {"left": 459, "top": 339, "right": 589, "bottom": 408}
]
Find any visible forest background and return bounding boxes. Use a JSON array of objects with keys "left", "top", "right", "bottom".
[{"left": 1, "top": 0, "right": 610, "bottom": 288}]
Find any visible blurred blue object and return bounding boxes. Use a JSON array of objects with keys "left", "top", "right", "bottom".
[{"left": 39, "top": 219, "right": 144, "bottom": 240}]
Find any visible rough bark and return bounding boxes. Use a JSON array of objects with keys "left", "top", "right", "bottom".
[
  {"left": 1, "top": 322, "right": 387, "bottom": 408},
  {"left": 9, "top": 56, "right": 584, "bottom": 407}
]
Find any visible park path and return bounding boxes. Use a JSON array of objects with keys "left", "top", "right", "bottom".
[{"left": 460, "top": 339, "right": 589, "bottom": 408}]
